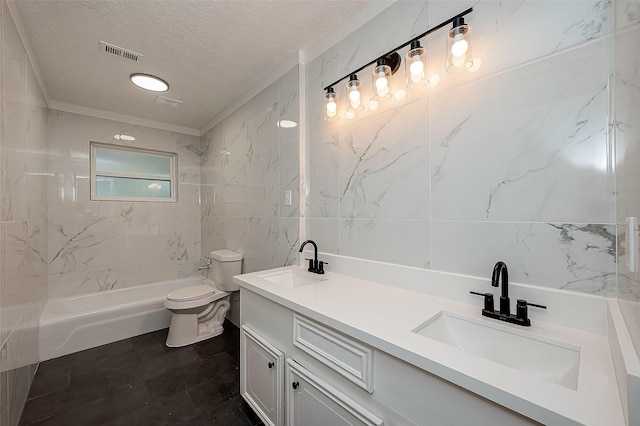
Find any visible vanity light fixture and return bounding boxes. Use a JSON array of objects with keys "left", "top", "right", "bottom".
[
  {"left": 324, "top": 87, "right": 339, "bottom": 121},
  {"left": 406, "top": 40, "right": 428, "bottom": 87},
  {"left": 130, "top": 73, "right": 169, "bottom": 92},
  {"left": 446, "top": 16, "right": 473, "bottom": 72},
  {"left": 321, "top": 7, "right": 474, "bottom": 119},
  {"left": 372, "top": 58, "right": 393, "bottom": 101},
  {"left": 345, "top": 74, "right": 364, "bottom": 114}
]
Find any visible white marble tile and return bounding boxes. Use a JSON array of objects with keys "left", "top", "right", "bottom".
[
  {"left": 340, "top": 99, "right": 429, "bottom": 220},
  {"left": 431, "top": 221, "right": 617, "bottom": 297},
  {"left": 279, "top": 65, "right": 299, "bottom": 145},
  {"left": 307, "top": 131, "right": 340, "bottom": 218},
  {"left": 339, "top": 218, "right": 430, "bottom": 268},
  {"left": 48, "top": 216, "right": 120, "bottom": 275},
  {"left": 279, "top": 139, "right": 299, "bottom": 218},
  {"left": 247, "top": 79, "right": 279, "bottom": 156},
  {"left": 47, "top": 269, "right": 120, "bottom": 298},
  {"left": 305, "top": 218, "right": 340, "bottom": 256},
  {"left": 431, "top": 37, "right": 614, "bottom": 223},
  {"left": 616, "top": 0, "right": 640, "bottom": 29},
  {"left": 278, "top": 218, "right": 300, "bottom": 267}
]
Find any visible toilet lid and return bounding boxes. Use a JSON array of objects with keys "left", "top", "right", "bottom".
[{"left": 167, "top": 285, "right": 215, "bottom": 302}]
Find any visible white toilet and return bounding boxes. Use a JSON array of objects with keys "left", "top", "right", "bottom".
[{"left": 164, "top": 249, "right": 243, "bottom": 347}]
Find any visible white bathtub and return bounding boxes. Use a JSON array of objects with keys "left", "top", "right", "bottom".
[{"left": 39, "top": 277, "right": 214, "bottom": 361}]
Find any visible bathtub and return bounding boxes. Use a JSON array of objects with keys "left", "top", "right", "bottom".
[{"left": 39, "top": 276, "right": 215, "bottom": 361}]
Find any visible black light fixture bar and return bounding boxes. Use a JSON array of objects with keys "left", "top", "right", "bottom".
[{"left": 323, "top": 7, "right": 473, "bottom": 91}]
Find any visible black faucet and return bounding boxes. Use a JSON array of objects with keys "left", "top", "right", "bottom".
[
  {"left": 299, "top": 240, "right": 326, "bottom": 274},
  {"left": 470, "top": 261, "right": 546, "bottom": 326},
  {"left": 492, "top": 261, "right": 510, "bottom": 316}
]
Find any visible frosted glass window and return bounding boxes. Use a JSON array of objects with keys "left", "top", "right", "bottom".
[{"left": 91, "top": 142, "right": 177, "bottom": 202}]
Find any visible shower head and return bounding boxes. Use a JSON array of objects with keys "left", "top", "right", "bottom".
[{"left": 186, "top": 144, "right": 209, "bottom": 156}]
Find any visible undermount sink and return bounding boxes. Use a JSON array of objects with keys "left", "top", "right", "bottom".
[
  {"left": 412, "top": 311, "right": 581, "bottom": 389},
  {"left": 258, "top": 269, "right": 327, "bottom": 288}
]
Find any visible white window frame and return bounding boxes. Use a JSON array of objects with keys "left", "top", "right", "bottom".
[{"left": 90, "top": 141, "right": 178, "bottom": 202}]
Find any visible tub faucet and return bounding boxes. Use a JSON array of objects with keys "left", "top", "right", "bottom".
[
  {"left": 299, "top": 240, "right": 325, "bottom": 274},
  {"left": 198, "top": 256, "right": 212, "bottom": 271},
  {"left": 492, "top": 261, "right": 509, "bottom": 315}
]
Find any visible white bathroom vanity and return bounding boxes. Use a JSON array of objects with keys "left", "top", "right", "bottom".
[{"left": 235, "top": 257, "right": 638, "bottom": 426}]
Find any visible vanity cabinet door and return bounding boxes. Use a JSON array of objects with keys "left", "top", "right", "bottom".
[
  {"left": 285, "top": 359, "right": 383, "bottom": 426},
  {"left": 241, "top": 325, "right": 284, "bottom": 426}
]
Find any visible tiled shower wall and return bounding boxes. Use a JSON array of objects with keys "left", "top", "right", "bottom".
[
  {"left": 46, "top": 110, "right": 203, "bottom": 298},
  {"left": 305, "top": 0, "right": 622, "bottom": 297},
  {"left": 200, "top": 65, "right": 300, "bottom": 323},
  {"left": 1, "top": 1, "right": 48, "bottom": 424},
  {"left": 616, "top": 1, "right": 640, "bottom": 356}
]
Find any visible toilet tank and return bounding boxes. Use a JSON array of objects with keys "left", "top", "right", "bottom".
[{"left": 210, "top": 249, "right": 243, "bottom": 291}]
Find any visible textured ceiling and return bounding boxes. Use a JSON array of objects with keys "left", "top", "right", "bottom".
[{"left": 13, "top": 0, "right": 372, "bottom": 132}]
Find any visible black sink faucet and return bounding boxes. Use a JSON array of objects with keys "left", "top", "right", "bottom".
[
  {"left": 299, "top": 240, "right": 326, "bottom": 274},
  {"left": 492, "top": 261, "right": 510, "bottom": 315},
  {"left": 470, "top": 261, "right": 547, "bottom": 326}
]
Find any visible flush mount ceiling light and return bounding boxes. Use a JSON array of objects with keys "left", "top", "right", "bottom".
[
  {"left": 130, "top": 73, "right": 169, "bottom": 92},
  {"left": 321, "top": 8, "right": 474, "bottom": 121},
  {"left": 114, "top": 134, "right": 136, "bottom": 141}
]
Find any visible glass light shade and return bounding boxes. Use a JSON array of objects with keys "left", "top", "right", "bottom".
[
  {"left": 372, "top": 62, "right": 393, "bottom": 101},
  {"left": 446, "top": 19, "right": 473, "bottom": 73},
  {"left": 345, "top": 75, "right": 364, "bottom": 113},
  {"left": 130, "top": 73, "right": 169, "bottom": 92},
  {"left": 405, "top": 41, "right": 428, "bottom": 87},
  {"left": 324, "top": 88, "right": 339, "bottom": 121}
]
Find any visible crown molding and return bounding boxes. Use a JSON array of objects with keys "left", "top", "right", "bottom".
[{"left": 49, "top": 100, "right": 201, "bottom": 136}]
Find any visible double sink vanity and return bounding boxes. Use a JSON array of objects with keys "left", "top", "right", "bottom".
[{"left": 234, "top": 252, "right": 638, "bottom": 425}]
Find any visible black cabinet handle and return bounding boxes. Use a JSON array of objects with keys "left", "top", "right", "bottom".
[
  {"left": 268, "top": 362, "right": 274, "bottom": 369},
  {"left": 292, "top": 381, "right": 299, "bottom": 389}
]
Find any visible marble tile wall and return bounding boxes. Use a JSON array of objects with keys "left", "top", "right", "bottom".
[
  {"left": 0, "top": 1, "right": 49, "bottom": 424},
  {"left": 46, "top": 111, "right": 202, "bottom": 298},
  {"left": 305, "top": 1, "right": 619, "bottom": 297},
  {"left": 200, "top": 65, "right": 300, "bottom": 323},
  {"left": 615, "top": 1, "right": 640, "bottom": 356}
]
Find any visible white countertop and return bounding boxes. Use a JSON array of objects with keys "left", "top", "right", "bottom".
[{"left": 235, "top": 265, "right": 624, "bottom": 426}]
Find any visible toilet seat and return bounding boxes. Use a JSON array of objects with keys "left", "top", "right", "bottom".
[
  {"left": 167, "top": 285, "right": 215, "bottom": 302},
  {"left": 164, "top": 284, "right": 228, "bottom": 310}
]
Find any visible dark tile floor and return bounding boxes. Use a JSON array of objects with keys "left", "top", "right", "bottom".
[{"left": 19, "top": 321, "right": 264, "bottom": 426}]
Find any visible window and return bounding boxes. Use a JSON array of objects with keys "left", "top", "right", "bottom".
[{"left": 90, "top": 142, "right": 177, "bottom": 202}]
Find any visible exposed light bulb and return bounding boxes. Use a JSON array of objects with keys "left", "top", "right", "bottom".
[
  {"left": 349, "top": 89, "right": 361, "bottom": 108},
  {"left": 451, "top": 34, "right": 469, "bottom": 57},
  {"left": 410, "top": 72, "right": 423, "bottom": 83},
  {"left": 409, "top": 60, "right": 424, "bottom": 76},
  {"left": 375, "top": 75, "right": 388, "bottom": 91},
  {"left": 326, "top": 101, "right": 337, "bottom": 117}
]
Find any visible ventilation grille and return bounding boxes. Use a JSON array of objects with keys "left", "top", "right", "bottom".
[{"left": 99, "top": 41, "right": 143, "bottom": 63}]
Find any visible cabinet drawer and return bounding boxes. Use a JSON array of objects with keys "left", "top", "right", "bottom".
[
  {"left": 286, "top": 359, "right": 383, "bottom": 426},
  {"left": 293, "top": 314, "right": 373, "bottom": 392},
  {"left": 241, "top": 325, "right": 284, "bottom": 426}
]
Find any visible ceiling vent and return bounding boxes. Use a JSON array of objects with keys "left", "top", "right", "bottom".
[{"left": 99, "top": 41, "right": 143, "bottom": 63}]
